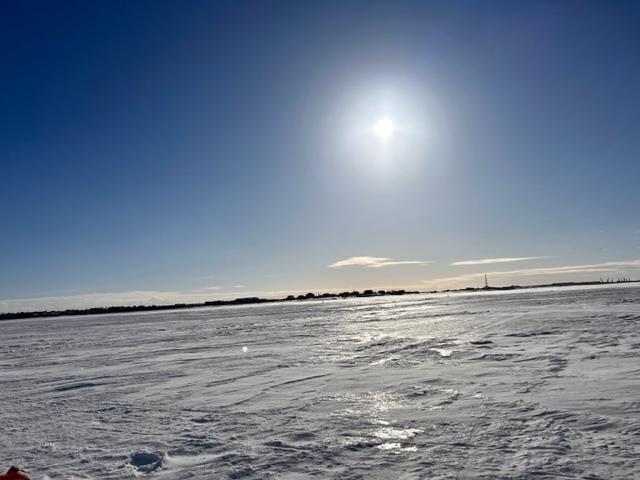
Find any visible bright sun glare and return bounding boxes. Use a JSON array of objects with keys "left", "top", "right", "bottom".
[{"left": 374, "top": 118, "right": 394, "bottom": 140}]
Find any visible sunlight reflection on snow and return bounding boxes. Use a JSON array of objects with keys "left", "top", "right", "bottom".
[
  {"left": 377, "top": 442, "right": 418, "bottom": 452},
  {"left": 327, "top": 390, "right": 424, "bottom": 452},
  {"left": 373, "top": 426, "right": 423, "bottom": 440}
]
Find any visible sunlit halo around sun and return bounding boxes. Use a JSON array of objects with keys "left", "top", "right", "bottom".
[{"left": 374, "top": 117, "right": 394, "bottom": 140}]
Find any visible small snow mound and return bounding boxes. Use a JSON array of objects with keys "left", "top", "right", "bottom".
[
  {"left": 431, "top": 348, "right": 453, "bottom": 357},
  {"left": 129, "top": 451, "right": 165, "bottom": 473}
]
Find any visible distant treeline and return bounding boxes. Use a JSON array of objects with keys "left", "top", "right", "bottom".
[
  {"left": 446, "top": 278, "right": 638, "bottom": 293},
  {"left": 2, "top": 279, "right": 637, "bottom": 321},
  {"left": 0, "top": 289, "right": 415, "bottom": 321}
]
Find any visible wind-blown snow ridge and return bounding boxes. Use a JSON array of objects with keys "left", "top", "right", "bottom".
[{"left": 1, "top": 284, "right": 639, "bottom": 479}]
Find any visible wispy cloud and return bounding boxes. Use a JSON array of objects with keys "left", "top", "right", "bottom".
[
  {"left": 205, "top": 286, "right": 223, "bottom": 291},
  {"left": 450, "top": 256, "right": 545, "bottom": 266},
  {"left": 423, "top": 259, "right": 640, "bottom": 290},
  {"left": 494, "top": 262, "right": 638, "bottom": 277},
  {"left": 329, "top": 256, "right": 433, "bottom": 268}
]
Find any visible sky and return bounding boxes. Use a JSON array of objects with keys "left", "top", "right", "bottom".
[{"left": 2, "top": 0, "right": 640, "bottom": 313}]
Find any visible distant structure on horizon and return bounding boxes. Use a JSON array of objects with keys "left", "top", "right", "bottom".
[{"left": 484, "top": 274, "right": 489, "bottom": 289}]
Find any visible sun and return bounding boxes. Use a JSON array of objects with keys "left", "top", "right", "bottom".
[{"left": 374, "top": 117, "right": 394, "bottom": 140}]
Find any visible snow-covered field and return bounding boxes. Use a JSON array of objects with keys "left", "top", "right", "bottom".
[{"left": 2, "top": 284, "right": 640, "bottom": 479}]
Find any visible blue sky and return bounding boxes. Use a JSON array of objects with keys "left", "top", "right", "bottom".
[{"left": 2, "top": 0, "right": 640, "bottom": 312}]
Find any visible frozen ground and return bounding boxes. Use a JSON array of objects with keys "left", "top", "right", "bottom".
[{"left": 1, "top": 284, "right": 640, "bottom": 479}]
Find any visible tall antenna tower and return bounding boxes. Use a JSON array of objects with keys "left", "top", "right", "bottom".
[{"left": 484, "top": 274, "right": 489, "bottom": 289}]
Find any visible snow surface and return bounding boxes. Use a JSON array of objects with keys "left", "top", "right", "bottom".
[{"left": 2, "top": 284, "right": 640, "bottom": 479}]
